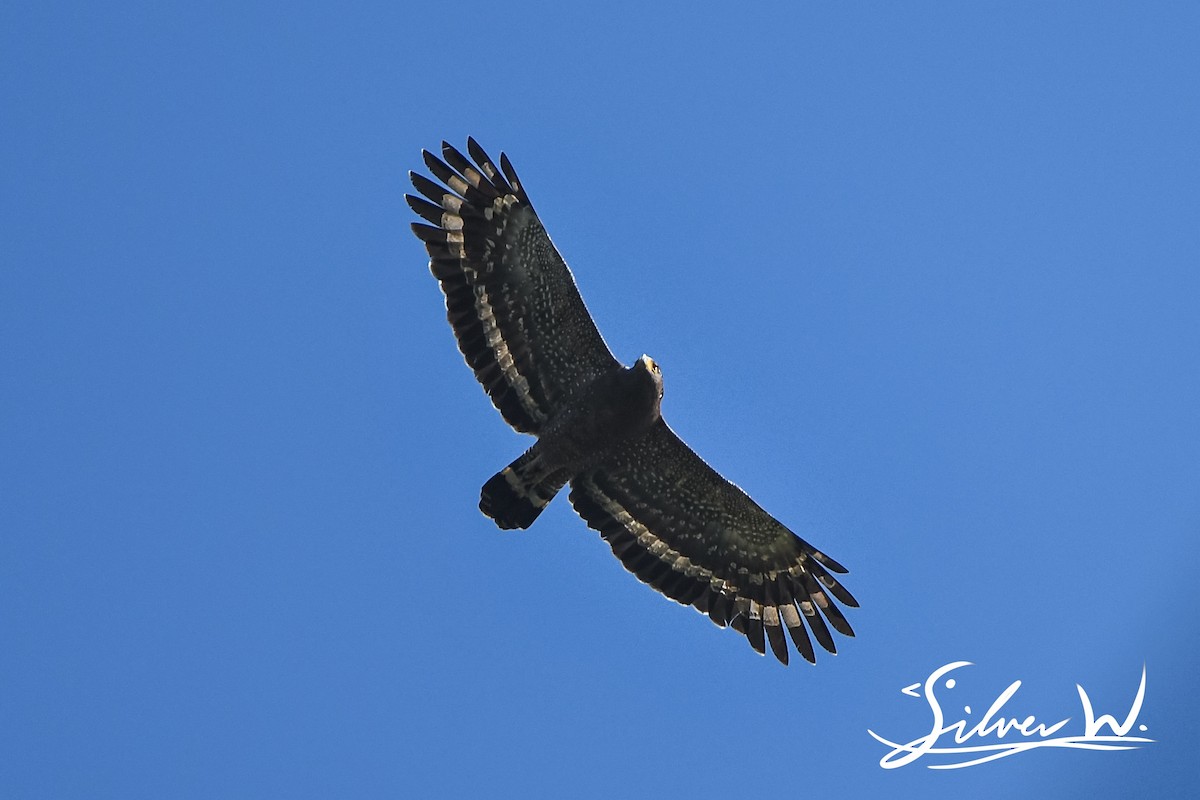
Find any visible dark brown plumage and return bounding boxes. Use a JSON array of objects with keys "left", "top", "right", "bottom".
[{"left": 407, "top": 139, "right": 858, "bottom": 665}]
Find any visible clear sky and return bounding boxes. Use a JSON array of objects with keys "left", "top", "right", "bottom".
[{"left": 3, "top": 2, "right": 1198, "bottom": 797}]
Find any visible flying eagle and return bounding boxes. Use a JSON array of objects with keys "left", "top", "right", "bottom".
[{"left": 407, "top": 139, "right": 857, "bottom": 665}]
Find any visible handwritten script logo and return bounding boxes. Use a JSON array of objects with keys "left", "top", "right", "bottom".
[{"left": 867, "top": 662, "right": 1152, "bottom": 769}]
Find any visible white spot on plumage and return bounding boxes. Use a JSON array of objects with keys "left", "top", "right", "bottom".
[
  {"left": 780, "top": 605, "right": 802, "bottom": 628},
  {"left": 461, "top": 166, "right": 484, "bottom": 188}
]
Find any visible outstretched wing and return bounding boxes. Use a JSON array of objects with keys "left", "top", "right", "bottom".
[
  {"left": 569, "top": 419, "right": 858, "bottom": 665},
  {"left": 407, "top": 139, "right": 620, "bottom": 434}
]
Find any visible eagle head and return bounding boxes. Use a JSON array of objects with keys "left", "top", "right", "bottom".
[{"left": 635, "top": 354, "right": 664, "bottom": 405}]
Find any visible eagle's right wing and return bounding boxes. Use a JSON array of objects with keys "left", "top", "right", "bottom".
[
  {"left": 407, "top": 139, "right": 620, "bottom": 434},
  {"left": 569, "top": 419, "right": 858, "bottom": 665}
]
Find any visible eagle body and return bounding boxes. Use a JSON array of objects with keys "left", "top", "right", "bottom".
[
  {"left": 482, "top": 356, "right": 664, "bottom": 530},
  {"left": 408, "top": 139, "right": 859, "bottom": 665}
]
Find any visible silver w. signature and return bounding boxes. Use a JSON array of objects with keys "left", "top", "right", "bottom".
[{"left": 868, "top": 662, "right": 1152, "bottom": 769}]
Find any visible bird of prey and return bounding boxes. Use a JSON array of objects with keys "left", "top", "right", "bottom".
[{"left": 407, "top": 139, "right": 857, "bottom": 665}]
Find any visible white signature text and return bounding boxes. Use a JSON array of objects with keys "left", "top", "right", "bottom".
[{"left": 867, "top": 661, "right": 1152, "bottom": 769}]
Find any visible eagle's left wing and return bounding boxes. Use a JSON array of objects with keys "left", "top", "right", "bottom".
[{"left": 569, "top": 419, "right": 857, "bottom": 665}]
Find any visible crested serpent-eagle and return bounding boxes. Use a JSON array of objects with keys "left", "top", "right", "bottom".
[{"left": 407, "top": 139, "right": 858, "bottom": 665}]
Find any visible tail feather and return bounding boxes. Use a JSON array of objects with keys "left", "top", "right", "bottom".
[{"left": 480, "top": 451, "right": 566, "bottom": 529}]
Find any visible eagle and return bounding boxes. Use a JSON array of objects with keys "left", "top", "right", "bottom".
[{"left": 407, "top": 139, "right": 858, "bottom": 665}]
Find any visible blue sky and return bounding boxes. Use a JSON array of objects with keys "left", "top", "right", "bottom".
[{"left": 3, "top": 2, "right": 1198, "bottom": 797}]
